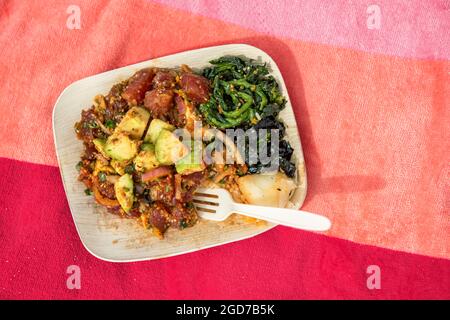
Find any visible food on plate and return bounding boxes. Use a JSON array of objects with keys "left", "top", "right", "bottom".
[
  {"left": 154, "top": 129, "right": 189, "bottom": 165},
  {"left": 114, "top": 174, "right": 134, "bottom": 213},
  {"left": 243, "top": 116, "right": 296, "bottom": 178},
  {"left": 237, "top": 172, "right": 296, "bottom": 208},
  {"left": 145, "top": 118, "right": 175, "bottom": 143},
  {"left": 75, "top": 56, "right": 298, "bottom": 238}
]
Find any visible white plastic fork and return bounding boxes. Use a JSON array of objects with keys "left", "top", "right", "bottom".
[{"left": 193, "top": 188, "right": 331, "bottom": 231}]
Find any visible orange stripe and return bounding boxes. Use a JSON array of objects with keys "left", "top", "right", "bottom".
[{"left": 0, "top": 0, "right": 448, "bottom": 258}]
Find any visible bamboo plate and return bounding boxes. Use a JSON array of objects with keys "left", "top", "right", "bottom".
[{"left": 52, "top": 44, "right": 307, "bottom": 262}]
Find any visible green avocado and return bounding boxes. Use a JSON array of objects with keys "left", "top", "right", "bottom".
[
  {"left": 110, "top": 159, "right": 128, "bottom": 175},
  {"left": 105, "top": 132, "right": 138, "bottom": 161},
  {"left": 154, "top": 129, "right": 189, "bottom": 165},
  {"left": 92, "top": 138, "right": 110, "bottom": 159},
  {"left": 144, "top": 119, "right": 175, "bottom": 144},
  {"left": 115, "top": 106, "right": 150, "bottom": 140},
  {"left": 114, "top": 174, "right": 134, "bottom": 213},
  {"left": 133, "top": 144, "right": 160, "bottom": 172},
  {"left": 140, "top": 143, "right": 155, "bottom": 152}
]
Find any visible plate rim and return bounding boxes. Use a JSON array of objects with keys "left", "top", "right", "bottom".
[{"left": 52, "top": 43, "right": 307, "bottom": 262}]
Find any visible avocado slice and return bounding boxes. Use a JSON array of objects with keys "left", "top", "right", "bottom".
[
  {"left": 115, "top": 106, "right": 150, "bottom": 140},
  {"left": 144, "top": 119, "right": 175, "bottom": 143},
  {"left": 133, "top": 144, "right": 160, "bottom": 172},
  {"left": 105, "top": 132, "right": 138, "bottom": 161},
  {"left": 92, "top": 138, "right": 110, "bottom": 159},
  {"left": 155, "top": 129, "right": 189, "bottom": 165},
  {"left": 114, "top": 174, "right": 134, "bottom": 213},
  {"left": 175, "top": 148, "right": 205, "bottom": 175}
]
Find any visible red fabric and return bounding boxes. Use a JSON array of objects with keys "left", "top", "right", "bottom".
[{"left": 0, "top": 158, "right": 449, "bottom": 299}]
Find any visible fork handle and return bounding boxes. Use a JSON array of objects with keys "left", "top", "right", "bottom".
[{"left": 232, "top": 203, "right": 331, "bottom": 231}]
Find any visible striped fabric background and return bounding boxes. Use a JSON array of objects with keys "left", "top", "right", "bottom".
[{"left": 0, "top": 0, "right": 449, "bottom": 299}]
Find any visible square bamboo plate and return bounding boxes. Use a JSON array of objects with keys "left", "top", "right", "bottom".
[{"left": 52, "top": 44, "right": 307, "bottom": 262}]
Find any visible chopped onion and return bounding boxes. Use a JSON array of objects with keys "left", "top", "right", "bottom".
[{"left": 141, "top": 166, "right": 173, "bottom": 182}]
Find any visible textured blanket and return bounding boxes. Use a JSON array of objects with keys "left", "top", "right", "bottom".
[{"left": 0, "top": 0, "right": 448, "bottom": 299}]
